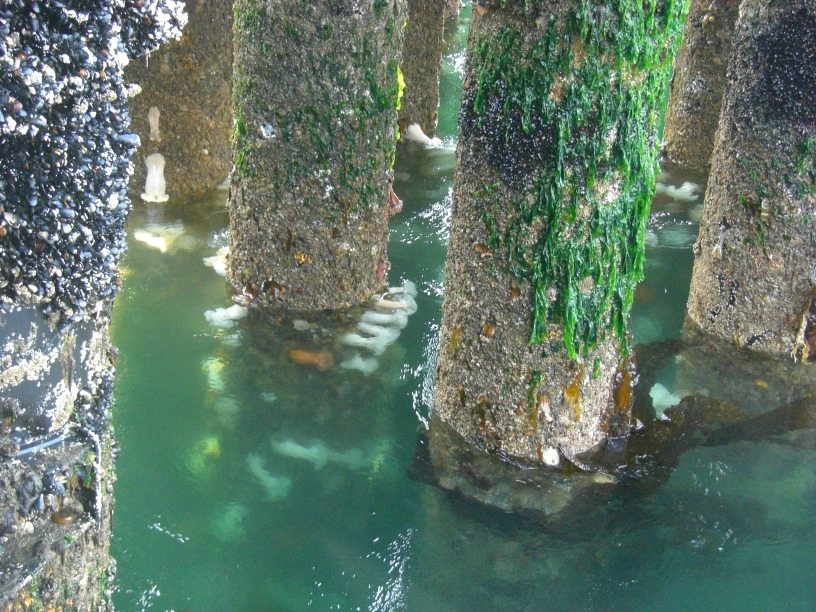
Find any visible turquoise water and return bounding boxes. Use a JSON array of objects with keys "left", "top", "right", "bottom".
[{"left": 111, "top": 10, "right": 816, "bottom": 612}]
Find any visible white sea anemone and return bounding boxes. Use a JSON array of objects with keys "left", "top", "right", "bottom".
[
  {"left": 360, "top": 309, "right": 408, "bottom": 330},
  {"left": 204, "top": 303, "right": 247, "bottom": 329},
  {"left": 141, "top": 152, "right": 169, "bottom": 202},
  {"left": 404, "top": 123, "right": 443, "bottom": 147},
  {"left": 339, "top": 353, "right": 380, "bottom": 376},
  {"left": 650, "top": 382, "right": 682, "bottom": 413},
  {"left": 202, "top": 356, "right": 226, "bottom": 392},
  {"left": 340, "top": 326, "right": 400, "bottom": 356},
  {"left": 210, "top": 502, "right": 248, "bottom": 542},
  {"left": 270, "top": 438, "right": 372, "bottom": 471},
  {"left": 213, "top": 396, "right": 240, "bottom": 430},
  {"left": 246, "top": 454, "right": 291, "bottom": 501},
  {"left": 203, "top": 245, "right": 229, "bottom": 277},
  {"left": 655, "top": 181, "right": 700, "bottom": 202},
  {"left": 541, "top": 447, "right": 560, "bottom": 467},
  {"left": 132, "top": 221, "right": 185, "bottom": 253},
  {"left": 270, "top": 439, "right": 328, "bottom": 470}
]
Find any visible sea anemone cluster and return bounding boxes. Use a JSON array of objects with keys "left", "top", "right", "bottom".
[
  {"left": 0, "top": 1, "right": 186, "bottom": 321},
  {"left": 339, "top": 280, "right": 418, "bottom": 375}
]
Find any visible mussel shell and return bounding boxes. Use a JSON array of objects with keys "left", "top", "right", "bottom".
[{"left": 50, "top": 508, "right": 77, "bottom": 525}]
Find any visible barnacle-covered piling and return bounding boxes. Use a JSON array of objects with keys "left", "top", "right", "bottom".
[
  {"left": 399, "top": 0, "right": 447, "bottom": 137},
  {"left": 662, "top": 0, "right": 740, "bottom": 171},
  {"left": 687, "top": 0, "right": 816, "bottom": 359},
  {"left": 435, "top": 0, "right": 688, "bottom": 464},
  {"left": 229, "top": 0, "right": 406, "bottom": 311}
]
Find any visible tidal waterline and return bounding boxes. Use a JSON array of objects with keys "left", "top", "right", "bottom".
[{"left": 110, "top": 8, "right": 816, "bottom": 611}]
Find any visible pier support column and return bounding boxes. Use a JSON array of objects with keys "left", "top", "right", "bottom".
[
  {"left": 125, "top": 0, "right": 234, "bottom": 198},
  {"left": 662, "top": 0, "right": 740, "bottom": 171},
  {"left": 434, "top": 0, "right": 688, "bottom": 464},
  {"left": 399, "top": 0, "right": 447, "bottom": 136},
  {"left": 687, "top": 0, "right": 816, "bottom": 360},
  {"left": 229, "top": 1, "right": 407, "bottom": 310}
]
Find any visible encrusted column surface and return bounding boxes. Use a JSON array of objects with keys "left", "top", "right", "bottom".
[
  {"left": 687, "top": 0, "right": 816, "bottom": 360},
  {"left": 229, "top": 1, "right": 406, "bottom": 311},
  {"left": 399, "top": 0, "right": 447, "bottom": 135},
  {"left": 662, "top": 0, "right": 740, "bottom": 171},
  {"left": 444, "top": 0, "right": 462, "bottom": 21},
  {"left": 434, "top": 0, "right": 688, "bottom": 465},
  {"left": 0, "top": 1, "right": 186, "bottom": 608},
  {"left": 126, "top": 0, "right": 234, "bottom": 199}
]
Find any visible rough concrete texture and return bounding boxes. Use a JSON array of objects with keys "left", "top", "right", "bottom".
[
  {"left": 414, "top": 413, "right": 618, "bottom": 517},
  {"left": 398, "top": 0, "right": 447, "bottom": 135},
  {"left": 444, "top": 0, "right": 462, "bottom": 21},
  {"left": 229, "top": 0, "right": 407, "bottom": 311},
  {"left": 687, "top": 0, "right": 816, "bottom": 359},
  {"left": 662, "top": 0, "right": 740, "bottom": 171},
  {"left": 126, "top": 0, "right": 234, "bottom": 199}
]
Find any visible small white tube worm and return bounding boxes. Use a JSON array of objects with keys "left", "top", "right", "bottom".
[
  {"left": 141, "top": 153, "right": 169, "bottom": 202},
  {"left": 148, "top": 105, "right": 161, "bottom": 142}
]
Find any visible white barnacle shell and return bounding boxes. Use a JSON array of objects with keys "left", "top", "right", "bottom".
[{"left": 541, "top": 447, "right": 559, "bottom": 466}]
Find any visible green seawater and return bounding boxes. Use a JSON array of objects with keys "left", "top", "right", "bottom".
[{"left": 111, "top": 8, "right": 816, "bottom": 611}]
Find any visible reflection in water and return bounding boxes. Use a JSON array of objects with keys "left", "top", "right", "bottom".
[{"left": 111, "top": 10, "right": 816, "bottom": 612}]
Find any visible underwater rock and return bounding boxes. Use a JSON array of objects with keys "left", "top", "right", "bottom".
[{"left": 631, "top": 314, "right": 663, "bottom": 345}]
